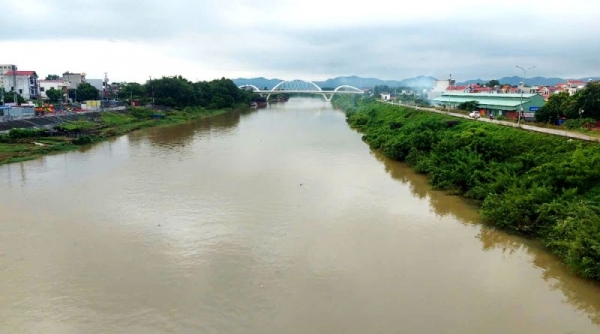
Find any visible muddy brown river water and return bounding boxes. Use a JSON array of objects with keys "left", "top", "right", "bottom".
[{"left": 1, "top": 98, "right": 599, "bottom": 333}]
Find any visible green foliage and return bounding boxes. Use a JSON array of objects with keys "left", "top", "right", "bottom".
[
  {"left": 485, "top": 79, "right": 500, "bottom": 88},
  {"left": 333, "top": 95, "right": 600, "bottom": 280},
  {"left": 1, "top": 89, "right": 26, "bottom": 104},
  {"left": 8, "top": 128, "right": 50, "bottom": 139},
  {"left": 535, "top": 92, "right": 575, "bottom": 123},
  {"left": 76, "top": 82, "right": 100, "bottom": 102},
  {"left": 129, "top": 107, "right": 155, "bottom": 119},
  {"left": 457, "top": 100, "right": 479, "bottom": 111},
  {"left": 45, "top": 87, "right": 63, "bottom": 103},
  {"left": 574, "top": 82, "right": 600, "bottom": 119},
  {"left": 119, "top": 82, "right": 146, "bottom": 101},
  {"left": 536, "top": 83, "right": 600, "bottom": 123},
  {"left": 45, "top": 74, "right": 60, "bottom": 80},
  {"left": 563, "top": 118, "right": 596, "bottom": 129},
  {"left": 72, "top": 135, "right": 97, "bottom": 145},
  {"left": 145, "top": 76, "right": 253, "bottom": 110},
  {"left": 57, "top": 120, "right": 97, "bottom": 132}
]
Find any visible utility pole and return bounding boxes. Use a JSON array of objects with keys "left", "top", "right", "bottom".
[
  {"left": 12, "top": 65, "right": 17, "bottom": 105},
  {"left": 516, "top": 65, "right": 535, "bottom": 125}
]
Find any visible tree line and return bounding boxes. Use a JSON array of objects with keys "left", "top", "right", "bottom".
[
  {"left": 119, "top": 76, "right": 255, "bottom": 109},
  {"left": 2, "top": 75, "right": 256, "bottom": 110},
  {"left": 535, "top": 82, "right": 600, "bottom": 123}
]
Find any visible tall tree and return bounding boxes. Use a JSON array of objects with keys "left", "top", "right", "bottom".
[
  {"left": 120, "top": 82, "right": 146, "bottom": 100},
  {"left": 485, "top": 80, "right": 500, "bottom": 88},
  {"left": 574, "top": 82, "right": 600, "bottom": 119},
  {"left": 457, "top": 100, "right": 479, "bottom": 111},
  {"left": 535, "top": 92, "right": 575, "bottom": 123},
  {"left": 75, "top": 82, "right": 99, "bottom": 102},
  {"left": 45, "top": 74, "right": 60, "bottom": 80},
  {"left": 149, "top": 76, "right": 196, "bottom": 108},
  {"left": 45, "top": 88, "right": 63, "bottom": 103}
]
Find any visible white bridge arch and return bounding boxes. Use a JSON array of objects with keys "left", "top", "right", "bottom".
[{"left": 239, "top": 80, "right": 364, "bottom": 102}]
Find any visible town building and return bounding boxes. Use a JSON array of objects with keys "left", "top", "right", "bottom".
[
  {"left": 39, "top": 79, "right": 70, "bottom": 99},
  {"left": 380, "top": 92, "right": 391, "bottom": 101},
  {"left": 62, "top": 72, "right": 86, "bottom": 89},
  {"left": 0, "top": 64, "right": 17, "bottom": 90},
  {"left": 431, "top": 92, "right": 546, "bottom": 120},
  {"left": 2, "top": 70, "right": 40, "bottom": 100}
]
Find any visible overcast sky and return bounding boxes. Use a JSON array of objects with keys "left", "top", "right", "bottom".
[{"left": 2, "top": 0, "right": 599, "bottom": 83}]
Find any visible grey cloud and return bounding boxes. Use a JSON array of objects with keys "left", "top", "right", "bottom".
[{"left": 3, "top": 0, "right": 600, "bottom": 81}]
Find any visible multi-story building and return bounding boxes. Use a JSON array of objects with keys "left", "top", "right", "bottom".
[
  {"left": 2, "top": 70, "right": 39, "bottom": 100},
  {"left": 0, "top": 64, "right": 17, "bottom": 90},
  {"left": 62, "top": 72, "right": 86, "bottom": 89},
  {"left": 39, "top": 79, "right": 70, "bottom": 100}
]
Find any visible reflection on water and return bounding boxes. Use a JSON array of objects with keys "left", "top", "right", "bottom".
[
  {"left": 0, "top": 98, "right": 599, "bottom": 333},
  {"left": 375, "top": 146, "right": 600, "bottom": 326}
]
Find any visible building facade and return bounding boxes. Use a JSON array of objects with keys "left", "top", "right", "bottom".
[
  {"left": 62, "top": 72, "right": 86, "bottom": 89},
  {"left": 39, "top": 79, "right": 70, "bottom": 99},
  {"left": 2, "top": 70, "right": 39, "bottom": 100},
  {"left": 432, "top": 92, "right": 546, "bottom": 120},
  {"left": 0, "top": 64, "right": 17, "bottom": 90}
]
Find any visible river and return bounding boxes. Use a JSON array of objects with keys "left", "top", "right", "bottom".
[{"left": 1, "top": 98, "right": 599, "bottom": 333}]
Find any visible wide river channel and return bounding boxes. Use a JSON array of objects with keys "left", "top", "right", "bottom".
[{"left": 1, "top": 98, "right": 600, "bottom": 333}]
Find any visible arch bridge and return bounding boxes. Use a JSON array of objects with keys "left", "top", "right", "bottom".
[{"left": 239, "top": 79, "right": 364, "bottom": 102}]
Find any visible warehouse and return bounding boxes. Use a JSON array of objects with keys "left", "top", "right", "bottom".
[{"left": 432, "top": 93, "right": 546, "bottom": 120}]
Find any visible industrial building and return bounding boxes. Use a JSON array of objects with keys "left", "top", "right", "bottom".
[{"left": 431, "top": 92, "right": 546, "bottom": 120}]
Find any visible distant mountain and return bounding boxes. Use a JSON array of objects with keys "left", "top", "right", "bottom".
[
  {"left": 233, "top": 75, "right": 436, "bottom": 90},
  {"left": 313, "top": 75, "right": 436, "bottom": 89},
  {"left": 459, "top": 76, "right": 600, "bottom": 86},
  {"left": 232, "top": 77, "right": 283, "bottom": 90}
]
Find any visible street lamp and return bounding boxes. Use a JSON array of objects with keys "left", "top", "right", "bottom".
[{"left": 516, "top": 65, "right": 535, "bottom": 125}]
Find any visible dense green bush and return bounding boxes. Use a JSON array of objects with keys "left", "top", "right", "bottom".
[
  {"left": 334, "top": 95, "right": 600, "bottom": 280},
  {"left": 129, "top": 107, "right": 155, "bottom": 120},
  {"left": 72, "top": 135, "right": 97, "bottom": 145},
  {"left": 563, "top": 118, "right": 596, "bottom": 130},
  {"left": 8, "top": 128, "right": 50, "bottom": 139}
]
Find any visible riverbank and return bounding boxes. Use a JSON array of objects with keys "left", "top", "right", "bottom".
[
  {"left": 0, "top": 106, "right": 240, "bottom": 166},
  {"left": 333, "top": 96, "right": 600, "bottom": 281},
  {"left": 388, "top": 101, "right": 600, "bottom": 142}
]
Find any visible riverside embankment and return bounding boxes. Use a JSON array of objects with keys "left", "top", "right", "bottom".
[
  {"left": 0, "top": 106, "right": 237, "bottom": 166},
  {"left": 334, "top": 95, "right": 600, "bottom": 281},
  {"left": 390, "top": 101, "right": 600, "bottom": 142}
]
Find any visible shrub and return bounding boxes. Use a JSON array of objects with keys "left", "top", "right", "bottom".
[
  {"left": 8, "top": 128, "right": 49, "bottom": 139},
  {"left": 332, "top": 95, "right": 600, "bottom": 280},
  {"left": 563, "top": 118, "right": 595, "bottom": 130},
  {"left": 72, "top": 135, "right": 96, "bottom": 145}
]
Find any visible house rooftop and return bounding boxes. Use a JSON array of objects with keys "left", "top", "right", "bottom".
[{"left": 3, "top": 71, "right": 36, "bottom": 76}]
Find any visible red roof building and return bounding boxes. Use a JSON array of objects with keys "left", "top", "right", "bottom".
[{"left": 1, "top": 70, "right": 39, "bottom": 100}]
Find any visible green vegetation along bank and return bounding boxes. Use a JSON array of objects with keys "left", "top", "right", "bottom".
[
  {"left": 1, "top": 76, "right": 256, "bottom": 166},
  {"left": 333, "top": 95, "right": 600, "bottom": 281},
  {"left": 0, "top": 106, "right": 237, "bottom": 166}
]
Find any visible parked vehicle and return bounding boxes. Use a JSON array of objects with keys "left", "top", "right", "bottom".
[{"left": 469, "top": 111, "right": 480, "bottom": 119}]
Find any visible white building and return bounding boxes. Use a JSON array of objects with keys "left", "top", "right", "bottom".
[
  {"left": 380, "top": 92, "right": 391, "bottom": 101},
  {"left": 2, "top": 70, "right": 39, "bottom": 100},
  {"left": 39, "top": 79, "right": 70, "bottom": 99}
]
